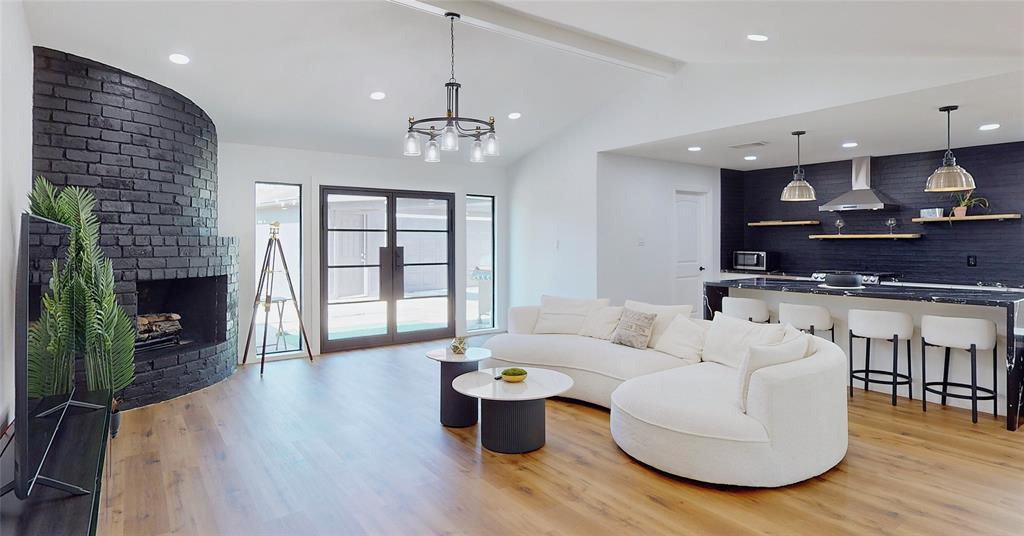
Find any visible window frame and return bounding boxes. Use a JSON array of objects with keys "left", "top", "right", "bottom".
[{"left": 254, "top": 181, "right": 304, "bottom": 356}]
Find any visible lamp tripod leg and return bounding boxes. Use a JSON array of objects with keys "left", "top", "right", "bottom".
[
  {"left": 259, "top": 239, "right": 278, "bottom": 376},
  {"left": 274, "top": 238, "right": 314, "bottom": 361},
  {"left": 242, "top": 237, "right": 275, "bottom": 364}
]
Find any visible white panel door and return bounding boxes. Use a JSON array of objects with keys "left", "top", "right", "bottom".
[{"left": 673, "top": 192, "right": 709, "bottom": 312}]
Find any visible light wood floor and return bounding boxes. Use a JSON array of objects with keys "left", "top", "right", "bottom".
[{"left": 99, "top": 340, "right": 1024, "bottom": 535}]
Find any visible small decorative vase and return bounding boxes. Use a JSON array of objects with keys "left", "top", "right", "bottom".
[
  {"left": 449, "top": 336, "right": 467, "bottom": 354},
  {"left": 953, "top": 206, "right": 968, "bottom": 218}
]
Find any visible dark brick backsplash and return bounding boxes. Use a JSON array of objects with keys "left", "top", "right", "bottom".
[
  {"left": 721, "top": 141, "right": 1024, "bottom": 287},
  {"left": 33, "top": 47, "right": 238, "bottom": 409}
]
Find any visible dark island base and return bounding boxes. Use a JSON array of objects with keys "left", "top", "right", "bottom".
[{"left": 704, "top": 279, "right": 1024, "bottom": 431}]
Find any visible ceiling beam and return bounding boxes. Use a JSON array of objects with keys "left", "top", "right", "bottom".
[{"left": 388, "top": 0, "right": 679, "bottom": 77}]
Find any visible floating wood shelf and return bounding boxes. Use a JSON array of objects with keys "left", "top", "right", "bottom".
[
  {"left": 747, "top": 220, "right": 821, "bottom": 227},
  {"left": 911, "top": 213, "right": 1021, "bottom": 223},
  {"left": 809, "top": 233, "right": 922, "bottom": 240}
]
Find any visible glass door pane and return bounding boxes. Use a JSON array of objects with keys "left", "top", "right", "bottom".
[
  {"left": 322, "top": 192, "right": 389, "bottom": 347},
  {"left": 466, "top": 195, "right": 495, "bottom": 331},
  {"left": 254, "top": 182, "right": 303, "bottom": 355},
  {"left": 395, "top": 196, "right": 452, "bottom": 336}
]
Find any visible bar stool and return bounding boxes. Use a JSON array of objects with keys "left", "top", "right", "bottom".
[
  {"left": 722, "top": 297, "right": 770, "bottom": 323},
  {"left": 848, "top": 309, "right": 914, "bottom": 405},
  {"left": 779, "top": 303, "right": 834, "bottom": 342},
  {"left": 921, "top": 315, "right": 997, "bottom": 423}
]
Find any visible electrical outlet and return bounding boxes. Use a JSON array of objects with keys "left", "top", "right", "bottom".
[{"left": 967, "top": 255, "right": 977, "bottom": 267}]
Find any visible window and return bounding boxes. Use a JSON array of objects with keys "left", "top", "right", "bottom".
[
  {"left": 466, "top": 195, "right": 495, "bottom": 331},
  {"left": 254, "top": 182, "right": 303, "bottom": 355}
]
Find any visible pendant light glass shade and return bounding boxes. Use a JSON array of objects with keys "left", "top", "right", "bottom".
[
  {"left": 441, "top": 124, "right": 459, "bottom": 151},
  {"left": 483, "top": 132, "right": 500, "bottom": 157},
  {"left": 925, "top": 105, "right": 974, "bottom": 192},
  {"left": 781, "top": 130, "right": 815, "bottom": 201},
  {"left": 424, "top": 139, "right": 441, "bottom": 162},
  {"left": 469, "top": 139, "right": 485, "bottom": 163},
  {"left": 403, "top": 132, "right": 421, "bottom": 156}
]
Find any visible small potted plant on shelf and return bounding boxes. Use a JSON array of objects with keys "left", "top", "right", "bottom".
[
  {"left": 950, "top": 190, "right": 989, "bottom": 218},
  {"left": 500, "top": 368, "right": 528, "bottom": 383}
]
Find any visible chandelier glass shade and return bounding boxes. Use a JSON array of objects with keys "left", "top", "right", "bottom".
[
  {"left": 404, "top": 12, "right": 499, "bottom": 163},
  {"left": 781, "top": 130, "right": 816, "bottom": 202},
  {"left": 925, "top": 105, "right": 975, "bottom": 192}
]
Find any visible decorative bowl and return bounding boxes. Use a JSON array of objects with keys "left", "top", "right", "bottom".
[{"left": 500, "top": 368, "right": 528, "bottom": 383}]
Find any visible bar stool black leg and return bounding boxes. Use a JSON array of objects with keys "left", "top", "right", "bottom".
[
  {"left": 809, "top": 325, "right": 815, "bottom": 336},
  {"left": 864, "top": 337, "right": 871, "bottom": 391},
  {"left": 993, "top": 347, "right": 999, "bottom": 418},
  {"left": 891, "top": 335, "right": 899, "bottom": 406},
  {"left": 970, "top": 344, "right": 978, "bottom": 423},
  {"left": 907, "top": 338, "right": 913, "bottom": 401},
  {"left": 848, "top": 330, "right": 854, "bottom": 398},
  {"left": 921, "top": 338, "right": 928, "bottom": 412},
  {"left": 941, "top": 347, "right": 951, "bottom": 406}
]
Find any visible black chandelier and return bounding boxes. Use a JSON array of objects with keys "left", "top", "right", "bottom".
[{"left": 403, "top": 12, "right": 499, "bottom": 163}]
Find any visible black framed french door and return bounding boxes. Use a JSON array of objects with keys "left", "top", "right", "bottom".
[{"left": 320, "top": 186, "right": 456, "bottom": 352}]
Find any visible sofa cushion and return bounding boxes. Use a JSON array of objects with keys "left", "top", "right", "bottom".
[
  {"left": 736, "top": 335, "right": 810, "bottom": 411},
  {"left": 533, "top": 295, "right": 610, "bottom": 334},
  {"left": 703, "top": 312, "right": 786, "bottom": 369},
  {"left": 578, "top": 306, "right": 623, "bottom": 340},
  {"left": 623, "top": 300, "right": 693, "bottom": 348},
  {"left": 611, "top": 308, "right": 657, "bottom": 349},
  {"left": 483, "top": 333, "right": 693, "bottom": 382},
  {"left": 653, "top": 316, "right": 710, "bottom": 361},
  {"left": 612, "top": 363, "right": 769, "bottom": 443}
]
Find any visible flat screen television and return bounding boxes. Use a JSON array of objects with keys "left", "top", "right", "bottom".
[{"left": 4, "top": 214, "right": 79, "bottom": 499}]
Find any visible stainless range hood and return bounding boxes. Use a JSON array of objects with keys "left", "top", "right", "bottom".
[{"left": 818, "top": 156, "right": 899, "bottom": 212}]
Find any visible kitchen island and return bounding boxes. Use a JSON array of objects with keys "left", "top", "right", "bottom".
[{"left": 704, "top": 278, "right": 1024, "bottom": 431}]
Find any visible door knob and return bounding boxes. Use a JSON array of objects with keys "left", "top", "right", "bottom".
[{"left": 699, "top": 266, "right": 706, "bottom": 272}]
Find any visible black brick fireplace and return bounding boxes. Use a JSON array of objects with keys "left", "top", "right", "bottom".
[{"left": 32, "top": 47, "right": 239, "bottom": 408}]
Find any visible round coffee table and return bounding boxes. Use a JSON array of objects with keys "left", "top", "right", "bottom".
[
  {"left": 426, "top": 347, "right": 492, "bottom": 427},
  {"left": 452, "top": 367, "right": 574, "bottom": 454}
]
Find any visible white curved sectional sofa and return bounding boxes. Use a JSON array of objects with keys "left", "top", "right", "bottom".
[{"left": 483, "top": 304, "right": 848, "bottom": 488}]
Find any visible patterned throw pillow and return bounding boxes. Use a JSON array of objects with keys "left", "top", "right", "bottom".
[{"left": 610, "top": 308, "right": 658, "bottom": 349}]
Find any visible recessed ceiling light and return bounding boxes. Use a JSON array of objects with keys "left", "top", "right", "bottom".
[
  {"left": 842, "top": 142, "right": 859, "bottom": 148},
  {"left": 978, "top": 123, "right": 1000, "bottom": 131},
  {"left": 746, "top": 34, "right": 769, "bottom": 42},
  {"left": 687, "top": 146, "right": 702, "bottom": 152},
  {"left": 507, "top": 112, "right": 522, "bottom": 120},
  {"left": 369, "top": 91, "right": 387, "bottom": 101},
  {"left": 744, "top": 155, "right": 758, "bottom": 161},
  {"left": 168, "top": 53, "right": 190, "bottom": 65}
]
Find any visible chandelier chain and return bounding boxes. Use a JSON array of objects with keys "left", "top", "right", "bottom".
[{"left": 449, "top": 15, "right": 456, "bottom": 83}]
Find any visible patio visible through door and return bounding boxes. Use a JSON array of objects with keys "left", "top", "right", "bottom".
[{"left": 320, "top": 187, "right": 455, "bottom": 352}]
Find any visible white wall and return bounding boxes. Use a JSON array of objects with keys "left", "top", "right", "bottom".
[
  {"left": 596, "top": 153, "right": 720, "bottom": 304},
  {"left": 508, "top": 58, "right": 1023, "bottom": 306},
  {"left": 0, "top": 0, "right": 34, "bottom": 425},
  {"left": 218, "top": 143, "right": 508, "bottom": 360}
]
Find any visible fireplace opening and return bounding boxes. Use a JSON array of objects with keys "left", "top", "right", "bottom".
[{"left": 136, "top": 275, "right": 228, "bottom": 355}]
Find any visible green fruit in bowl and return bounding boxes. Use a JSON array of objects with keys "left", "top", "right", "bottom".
[{"left": 501, "top": 368, "right": 528, "bottom": 382}]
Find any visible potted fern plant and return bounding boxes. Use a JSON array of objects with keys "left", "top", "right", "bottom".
[
  {"left": 950, "top": 190, "right": 989, "bottom": 218},
  {"left": 29, "top": 177, "right": 137, "bottom": 437}
]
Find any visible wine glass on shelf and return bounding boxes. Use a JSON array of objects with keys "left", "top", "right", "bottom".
[
  {"left": 885, "top": 217, "right": 897, "bottom": 235},
  {"left": 834, "top": 218, "right": 845, "bottom": 235}
]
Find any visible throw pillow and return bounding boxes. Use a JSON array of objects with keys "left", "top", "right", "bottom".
[
  {"left": 736, "top": 335, "right": 810, "bottom": 411},
  {"left": 533, "top": 295, "right": 610, "bottom": 334},
  {"left": 653, "top": 315, "right": 709, "bottom": 361},
  {"left": 623, "top": 300, "right": 693, "bottom": 348},
  {"left": 702, "top": 312, "right": 787, "bottom": 369},
  {"left": 610, "top": 308, "right": 657, "bottom": 349},
  {"left": 578, "top": 306, "right": 624, "bottom": 340}
]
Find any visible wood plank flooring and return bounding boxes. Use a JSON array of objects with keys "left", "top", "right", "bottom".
[{"left": 98, "top": 340, "right": 1024, "bottom": 535}]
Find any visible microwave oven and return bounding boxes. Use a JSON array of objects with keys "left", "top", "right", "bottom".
[{"left": 733, "top": 251, "right": 779, "bottom": 272}]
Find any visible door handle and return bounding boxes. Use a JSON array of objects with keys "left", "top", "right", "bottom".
[
  {"left": 394, "top": 246, "right": 404, "bottom": 269},
  {"left": 699, "top": 266, "right": 706, "bottom": 272}
]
